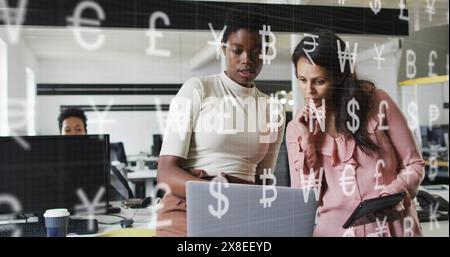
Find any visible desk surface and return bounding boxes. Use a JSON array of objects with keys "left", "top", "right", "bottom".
[
  {"left": 417, "top": 185, "right": 448, "bottom": 237},
  {"left": 69, "top": 202, "right": 157, "bottom": 237},
  {"left": 422, "top": 221, "right": 449, "bottom": 237},
  {"left": 127, "top": 168, "right": 157, "bottom": 180},
  {"left": 72, "top": 186, "right": 449, "bottom": 237},
  {"left": 424, "top": 160, "right": 449, "bottom": 167}
]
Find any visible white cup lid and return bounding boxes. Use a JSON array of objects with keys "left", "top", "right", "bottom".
[{"left": 43, "top": 208, "right": 70, "bottom": 218}]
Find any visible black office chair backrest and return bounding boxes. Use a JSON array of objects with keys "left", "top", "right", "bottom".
[
  {"left": 110, "top": 142, "right": 127, "bottom": 165},
  {"left": 151, "top": 134, "right": 163, "bottom": 157},
  {"left": 110, "top": 165, "right": 134, "bottom": 199},
  {"left": 274, "top": 111, "right": 292, "bottom": 187},
  {"left": 274, "top": 141, "right": 291, "bottom": 187}
]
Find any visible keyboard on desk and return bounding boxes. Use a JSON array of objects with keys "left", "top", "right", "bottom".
[
  {"left": 417, "top": 210, "right": 449, "bottom": 223},
  {"left": 0, "top": 218, "right": 99, "bottom": 237}
]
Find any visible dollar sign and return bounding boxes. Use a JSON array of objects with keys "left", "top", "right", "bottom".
[
  {"left": 259, "top": 25, "right": 277, "bottom": 64},
  {"left": 428, "top": 157, "right": 439, "bottom": 182},
  {"left": 346, "top": 98, "right": 360, "bottom": 134},
  {"left": 208, "top": 176, "right": 229, "bottom": 219},
  {"left": 259, "top": 168, "right": 277, "bottom": 208},
  {"left": 407, "top": 101, "right": 419, "bottom": 131},
  {"left": 369, "top": 0, "right": 382, "bottom": 15}
]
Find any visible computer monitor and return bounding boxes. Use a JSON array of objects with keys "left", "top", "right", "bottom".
[
  {"left": 110, "top": 142, "right": 127, "bottom": 165},
  {"left": 0, "top": 135, "right": 110, "bottom": 215},
  {"left": 430, "top": 127, "right": 446, "bottom": 146},
  {"left": 420, "top": 126, "right": 430, "bottom": 149}
]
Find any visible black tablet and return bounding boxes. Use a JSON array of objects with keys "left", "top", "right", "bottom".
[{"left": 343, "top": 192, "right": 406, "bottom": 229}]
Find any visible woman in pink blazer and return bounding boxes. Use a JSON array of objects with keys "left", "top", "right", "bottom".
[{"left": 286, "top": 30, "right": 425, "bottom": 237}]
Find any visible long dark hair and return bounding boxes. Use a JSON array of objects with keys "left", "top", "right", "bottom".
[{"left": 292, "top": 29, "right": 379, "bottom": 154}]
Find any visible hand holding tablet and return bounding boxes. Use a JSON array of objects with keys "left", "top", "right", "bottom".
[{"left": 343, "top": 192, "right": 407, "bottom": 229}]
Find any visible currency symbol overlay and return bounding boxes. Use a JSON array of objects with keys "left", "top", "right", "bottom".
[
  {"left": 303, "top": 34, "right": 319, "bottom": 66},
  {"left": 208, "top": 176, "right": 230, "bottom": 219},
  {"left": 0, "top": 0, "right": 28, "bottom": 44},
  {"left": 146, "top": 11, "right": 171, "bottom": 57},
  {"left": 346, "top": 98, "right": 360, "bottom": 134},
  {"left": 369, "top": 0, "right": 382, "bottom": 15},
  {"left": 259, "top": 25, "right": 277, "bottom": 65},
  {"left": 66, "top": 1, "right": 106, "bottom": 51},
  {"left": 339, "top": 165, "right": 356, "bottom": 196},
  {"left": 260, "top": 168, "right": 277, "bottom": 208}
]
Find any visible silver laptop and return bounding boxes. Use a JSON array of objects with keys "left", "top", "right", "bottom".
[{"left": 186, "top": 181, "right": 318, "bottom": 237}]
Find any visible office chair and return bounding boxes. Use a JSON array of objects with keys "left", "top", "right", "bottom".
[
  {"left": 151, "top": 134, "right": 163, "bottom": 157},
  {"left": 274, "top": 112, "right": 292, "bottom": 187},
  {"left": 431, "top": 127, "right": 446, "bottom": 146},
  {"left": 110, "top": 164, "right": 135, "bottom": 199},
  {"left": 274, "top": 141, "right": 291, "bottom": 187},
  {"left": 420, "top": 126, "right": 430, "bottom": 149},
  {"left": 110, "top": 142, "right": 134, "bottom": 199},
  {"left": 110, "top": 142, "right": 128, "bottom": 165}
]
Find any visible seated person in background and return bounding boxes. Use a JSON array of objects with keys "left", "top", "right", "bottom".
[
  {"left": 58, "top": 107, "right": 133, "bottom": 201},
  {"left": 58, "top": 107, "right": 87, "bottom": 136}
]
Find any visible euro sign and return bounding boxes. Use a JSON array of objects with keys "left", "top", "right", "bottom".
[
  {"left": 208, "top": 176, "right": 229, "bottom": 219},
  {"left": 66, "top": 1, "right": 106, "bottom": 51},
  {"left": 339, "top": 165, "right": 356, "bottom": 196},
  {"left": 346, "top": 98, "right": 360, "bottom": 134}
]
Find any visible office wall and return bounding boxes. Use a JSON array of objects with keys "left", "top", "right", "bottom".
[
  {"left": 36, "top": 94, "right": 173, "bottom": 155},
  {"left": 357, "top": 53, "right": 402, "bottom": 103},
  {"left": 401, "top": 83, "right": 449, "bottom": 127},
  {"left": 37, "top": 52, "right": 291, "bottom": 84},
  {"left": 0, "top": 30, "right": 38, "bottom": 136},
  {"left": 35, "top": 33, "right": 405, "bottom": 157},
  {"left": 35, "top": 58, "right": 402, "bottom": 156}
]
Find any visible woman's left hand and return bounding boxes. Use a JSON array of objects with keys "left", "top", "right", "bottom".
[{"left": 220, "top": 172, "right": 255, "bottom": 185}]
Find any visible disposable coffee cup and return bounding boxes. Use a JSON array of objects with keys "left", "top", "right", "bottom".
[{"left": 43, "top": 209, "right": 70, "bottom": 237}]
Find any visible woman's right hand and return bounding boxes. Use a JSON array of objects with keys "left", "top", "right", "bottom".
[{"left": 295, "top": 105, "right": 315, "bottom": 150}]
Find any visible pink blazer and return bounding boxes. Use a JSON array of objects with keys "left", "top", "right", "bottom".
[{"left": 286, "top": 89, "right": 425, "bottom": 237}]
